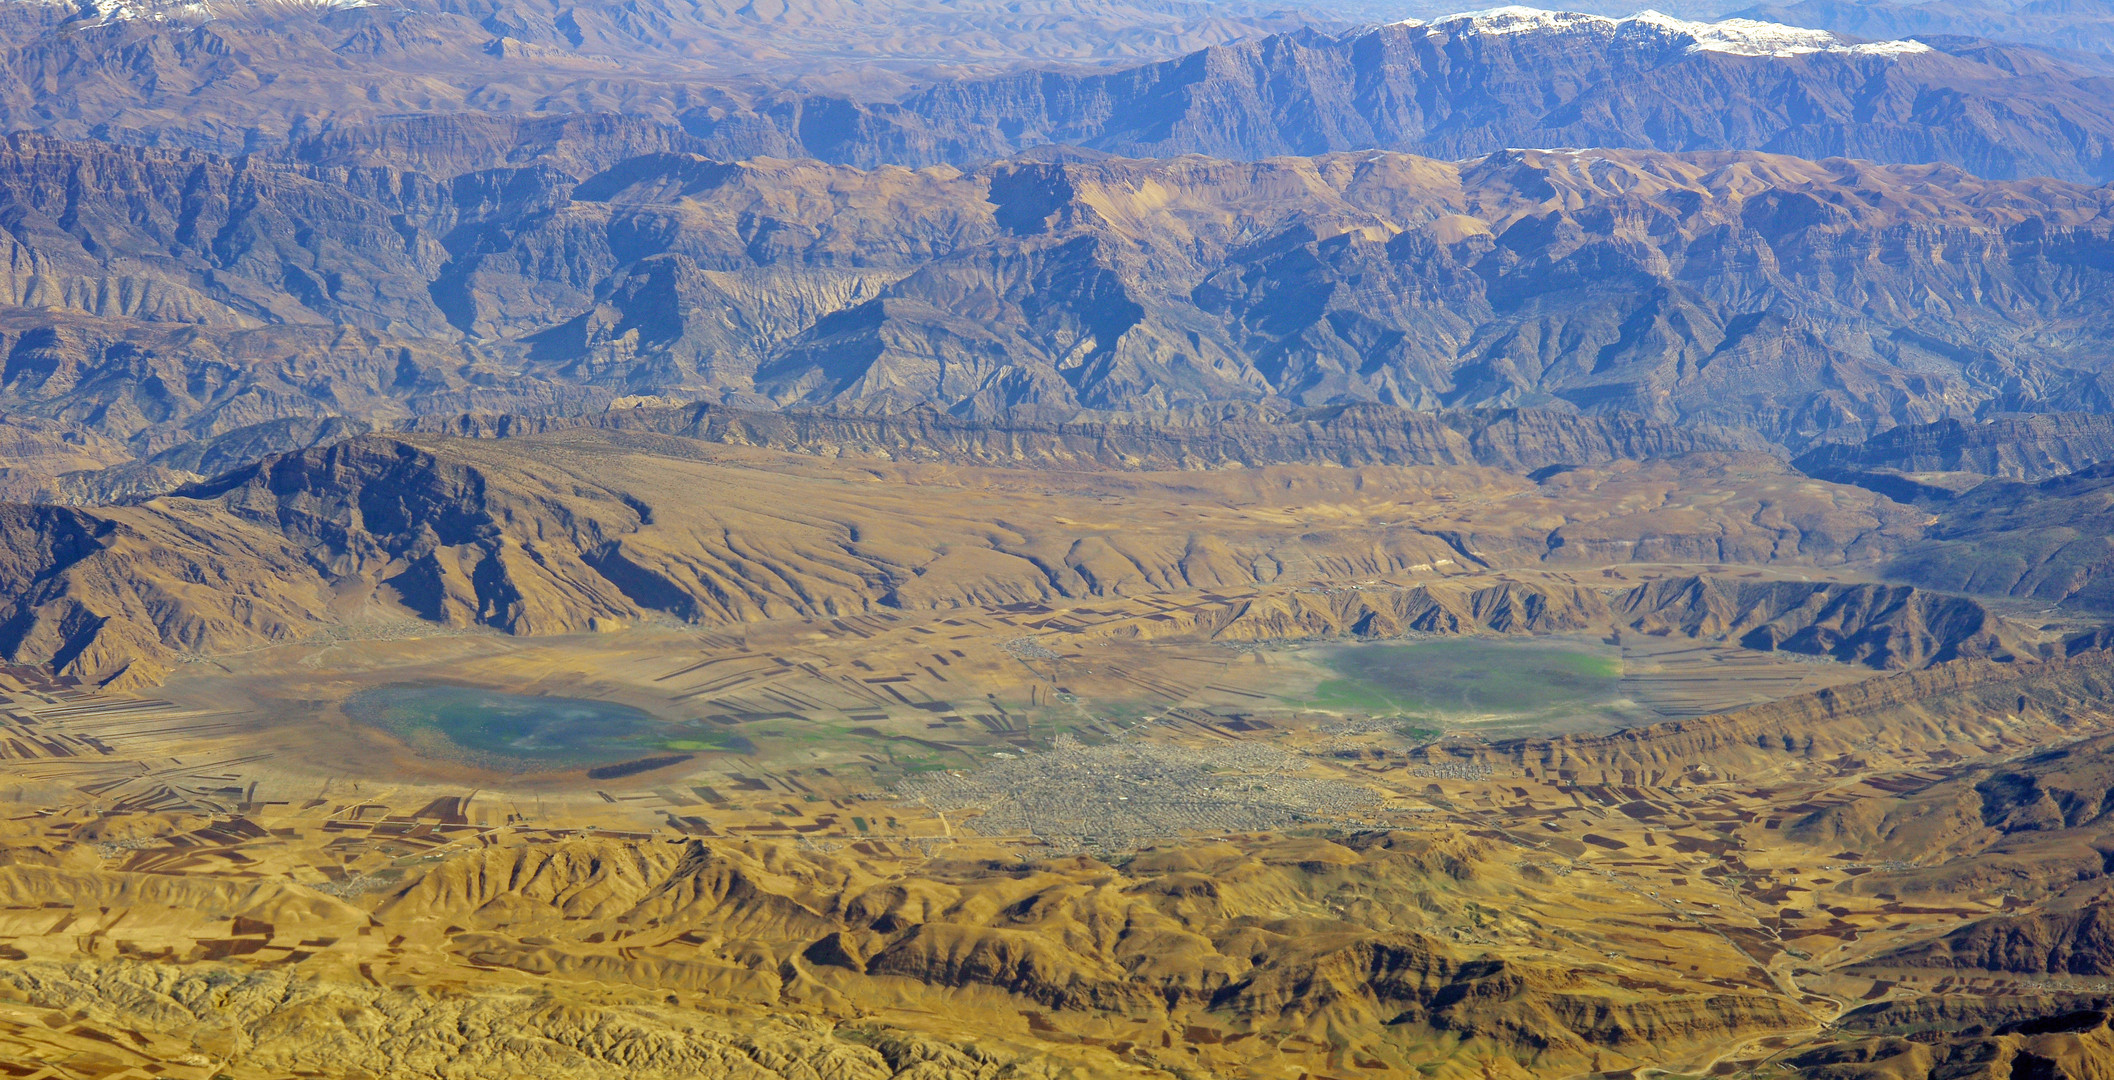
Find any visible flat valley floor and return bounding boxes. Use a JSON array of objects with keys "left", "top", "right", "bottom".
[{"left": 2, "top": 437, "right": 2112, "bottom": 1079}]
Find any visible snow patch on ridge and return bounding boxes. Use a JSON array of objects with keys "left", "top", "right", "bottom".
[
  {"left": 65, "top": 0, "right": 374, "bottom": 26},
  {"left": 1396, "top": 6, "right": 1934, "bottom": 58}
]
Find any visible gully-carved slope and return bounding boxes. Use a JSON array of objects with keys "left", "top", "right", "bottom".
[
  {"left": 7, "top": 138, "right": 2114, "bottom": 458},
  {"left": 0, "top": 428, "right": 1969, "bottom": 687}
]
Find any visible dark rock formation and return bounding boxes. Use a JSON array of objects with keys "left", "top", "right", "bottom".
[
  {"left": 1798, "top": 416, "right": 2114, "bottom": 483},
  {"left": 1884, "top": 464, "right": 2114, "bottom": 612}
]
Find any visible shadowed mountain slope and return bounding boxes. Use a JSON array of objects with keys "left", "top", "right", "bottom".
[
  {"left": 1797, "top": 415, "right": 2114, "bottom": 483},
  {"left": 1870, "top": 902, "right": 2114, "bottom": 976},
  {"left": 0, "top": 430, "right": 1939, "bottom": 686},
  {"left": 0, "top": 0, "right": 1337, "bottom": 152},
  {"left": 674, "top": 9, "right": 2114, "bottom": 179},
  {"left": 7, "top": 138, "right": 2114, "bottom": 460},
  {"left": 12, "top": 0, "right": 2114, "bottom": 186},
  {"left": 1881, "top": 464, "right": 2114, "bottom": 612}
]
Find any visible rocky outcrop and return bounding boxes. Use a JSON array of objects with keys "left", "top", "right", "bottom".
[
  {"left": 1619, "top": 577, "right": 2013, "bottom": 670},
  {"left": 0, "top": 434, "right": 649, "bottom": 683},
  {"left": 0, "top": 499, "right": 336, "bottom": 688},
  {"left": 174, "top": 437, "right": 649, "bottom": 635},
  {"left": 1797, "top": 416, "right": 2114, "bottom": 483},
  {"left": 401, "top": 402, "right": 1769, "bottom": 473}
]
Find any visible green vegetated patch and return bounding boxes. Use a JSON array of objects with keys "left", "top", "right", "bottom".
[
  {"left": 1394, "top": 721, "right": 1443, "bottom": 743},
  {"left": 1299, "top": 637, "right": 1636, "bottom": 731},
  {"left": 661, "top": 731, "right": 760, "bottom": 753}
]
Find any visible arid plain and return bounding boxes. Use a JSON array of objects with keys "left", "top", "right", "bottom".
[{"left": 3, "top": 420, "right": 2114, "bottom": 1078}]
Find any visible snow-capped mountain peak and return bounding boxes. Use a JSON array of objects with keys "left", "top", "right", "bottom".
[{"left": 1396, "top": 7, "right": 1933, "bottom": 58}]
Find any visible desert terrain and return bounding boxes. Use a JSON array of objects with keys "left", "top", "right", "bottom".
[{"left": 0, "top": 423, "right": 2112, "bottom": 1078}]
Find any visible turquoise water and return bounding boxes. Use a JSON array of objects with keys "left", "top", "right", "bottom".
[{"left": 343, "top": 685, "right": 749, "bottom": 771}]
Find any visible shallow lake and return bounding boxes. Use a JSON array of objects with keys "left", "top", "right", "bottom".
[
  {"left": 1300, "top": 637, "right": 1645, "bottom": 733},
  {"left": 343, "top": 685, "right": 751, "bottom": 772}
]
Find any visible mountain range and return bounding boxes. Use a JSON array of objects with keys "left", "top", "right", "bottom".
[
  {"left": 6, "top": 131, "right": 2114, "bottom": 492},
  {"left": 5, "top": 0, "right": 2114, "bottom": 492},
  {"left": 1733, "top": 0, "right": 2114, "bottom": 58},
  {"left": 16, "top": 3, "right": 2114, "bottom": 1077},
  {"left": 9, "top": 0, "right": 2114, "bottom": 182},
  {"left": 688, "top": 9, "right": 2114, "bottom": 178},
  {"left": 0, "top": 0, "right": 1341, "bottom": 149}
]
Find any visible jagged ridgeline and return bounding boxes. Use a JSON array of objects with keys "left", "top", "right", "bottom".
[
  {"left": 7, "top": 0, "right": 2114, "bottom": 178},
  {"left": 5, "top": 134, "right": 2114, "bottom": 473},
  {"left": 0, "top": 405, "right": 2018, "bottom": 687},
  {"left": 401, "top": 401, "right": 1767, "bottom": 470},
  {"left": 16, "top": 396, "right": 2114, "bottom": 692}
]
